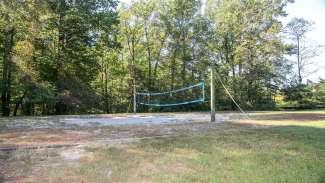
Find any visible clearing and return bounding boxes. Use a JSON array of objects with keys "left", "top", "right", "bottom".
[{"left": 0, "top": 111, "right": 325, "bottom": 182}]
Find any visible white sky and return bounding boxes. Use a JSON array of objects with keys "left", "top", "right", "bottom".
[
  {"left": 120, "top": 0, "right": 325, "bottom": 81},
  {"left": 282, "top": 0, "right": 325, "bottom": 82}
]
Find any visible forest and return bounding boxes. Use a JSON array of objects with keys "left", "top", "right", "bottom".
[{"left": 0, "top": 0, "right": 324, "bottom": 116}]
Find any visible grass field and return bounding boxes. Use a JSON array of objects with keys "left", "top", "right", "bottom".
[{"left": 1, "top": 111, "right": 325, "bottom": 182}]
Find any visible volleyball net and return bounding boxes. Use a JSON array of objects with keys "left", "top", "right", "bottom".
[{"left": 136, "top": 82, "right": 205, "bottom": 107}]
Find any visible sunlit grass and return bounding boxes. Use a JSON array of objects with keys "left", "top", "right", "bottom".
[{"left": 241, "top": 111, "right": 325, "bottom": 128}]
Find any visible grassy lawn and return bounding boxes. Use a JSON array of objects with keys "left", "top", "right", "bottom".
[
  {"left": 39, "top": 112, "right": 325, "bottom": 183},
  {"left": 1, "top": 111, "right": 325, "bottom": 182}
]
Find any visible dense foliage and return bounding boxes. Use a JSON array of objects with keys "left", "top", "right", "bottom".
[
  {"left": 280, "top": 80, "right": 325, "bottom": 109},
  {"left": 0, "top": 0, "right": 323, "bottom": 116}
]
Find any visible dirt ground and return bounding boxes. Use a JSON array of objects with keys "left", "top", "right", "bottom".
[
  {"left": 0, "top": 111, "right": 324, "bottom": 182},
  {"left": 0, "top": 113, "right": 246, "bottom": 150}
]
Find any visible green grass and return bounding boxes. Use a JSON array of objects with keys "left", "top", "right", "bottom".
[{"left": 47, "top": 116, "right": 325, "bottom": 182}]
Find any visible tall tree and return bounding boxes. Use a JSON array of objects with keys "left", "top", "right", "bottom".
[
  {"left": 162, "top": 0, "right": 202, "bottom": 89},
  {"left": 285, "top": 17, "right": 322, "bottom": 84},
  {"left": 42, "top": 0, "right": 119, "bottom": 114},
  {"left": 0, "top": 0, "right": 39, "bottom": 116},
  {"left": 207, "top": 0, "right": 292, "bottom": 109}
]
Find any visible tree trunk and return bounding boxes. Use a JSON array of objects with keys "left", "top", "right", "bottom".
[
  {"left": 152, "top": 38, "right": 165, "bottom": 90},
  {"left": 170, "top": 49, "right": 177, "bottom": 90},
  {"left": 22, "top": 102, "right": 33, "bottom": 116},
  {"left": 224, "top": 35, "right": 236, "bottom": 110},
  {"left": 191, "top": 46, "right": 195, "bottom": 80},
  {"left": 1, "top": 28, "right": 15, "bottom": 116},
  {"left": 104, "top": 63, "right": 110, "bottom": 113},
  {"left": 181, "top": 43, "right": 187, "bottom": 86},
  {"left": 55, "top": 1, "right": 66, "bottom": 115},
  {"left": 231, "top": 64, "right": 236, "bottom": 110},
  {"left": 297, "top": 37, "right": 302, "bottom": 84},
  {"left": 153, "top": 59, "right": 159, "bottom": 89},
  {"left": 182, "top": 59, "right": 186, "bottom": 86},
  {"left": 124, "top": 25, "right": 137, "bottom": 112},
  {"left": 13, "top": 92, "right": 26, "bottom": 116},
  {"left": 238, "top": 62, "right": 243, "bottom": 102},
  {"left": 144, "top": 25, "right": 152, "bottom": 90}
]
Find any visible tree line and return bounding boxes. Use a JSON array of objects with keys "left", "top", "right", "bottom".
[{"left": 0, "top": 0, "right": 324, "bottom": 116}]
